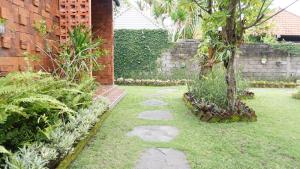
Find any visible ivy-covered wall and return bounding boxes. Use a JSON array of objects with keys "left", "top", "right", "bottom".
[{"left": 114, "top": 29, "right": 171, "bottom": 78}]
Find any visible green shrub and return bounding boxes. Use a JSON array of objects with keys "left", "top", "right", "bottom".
[
  {"left": 250, "top": 81, "right": 297, "bottom": 88},
  {"left": 115, "top": 78, "right": 189, "bottom": 86},
  {"left": 0, "top": 72, "right": 96, "bottom": 153},
  {"left": 4, "top": 98, "right": 109, "bottom": 169},
  {"left": 187, "top": 66, "right": 248, "bottom": 109},
  {"left": 57, "top": 25, "right": 106, "bottom": 82},
  {"left": 114, "top": 29, "right": 172, "bottom": 78},
  {"left": 292, "top": 90, "right": 300, "bottom": 99}
]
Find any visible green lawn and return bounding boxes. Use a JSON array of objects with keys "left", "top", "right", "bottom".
[{"left": 70, "top": 86, "right": 300, "bottom": 169}]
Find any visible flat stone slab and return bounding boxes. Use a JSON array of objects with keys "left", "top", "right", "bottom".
[
  {"left": 127, "top": 126, "right": 179, "bottom": 142},
  {"left": 142, "top": 99, "right": 168, "bottom": 106},
  {"left": 135, "top": 148, "right": 191, "bottom": 169},
  {"left": 157, "top": 88, "right": 177, "bottom": 94},
  {"left": 144, "top": 93, "right": 163, "bottom": 98},
  {"left": 138, "top": 110, "right": 173, "bottom": 120}
]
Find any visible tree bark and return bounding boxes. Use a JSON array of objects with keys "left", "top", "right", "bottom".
[
  {"left": 224, "top": 0, "right": 238, "bottom": 112},
  {"left": 225, "top": 48, "right": 237, "bottom": 112}
]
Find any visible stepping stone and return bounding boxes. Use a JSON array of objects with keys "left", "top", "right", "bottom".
[
  {"left": 135, "top": 148, "right": 191, "bottom": 169},
  {"left": 144, "top": 93, "right": 162, "bottom": 98},
  {"left": 127, "top": 126, "right": 179, "bottom": 142},
  {"left": 157, "top": 88, "right": 177, "bottom": 94},
  {"left": 138, "top": 110, "right": 173, "bottom": 120},
  {"left": 142, "top": 99, "right": 168, "bottom": 106}
]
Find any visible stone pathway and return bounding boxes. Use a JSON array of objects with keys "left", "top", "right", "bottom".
[
  {"left": 138, "top": 110, "right": 173, "bottom": 120},
  {"left": 135, "top": 148, "right": 191, "bottom": 169},
  {"left": 142, "top": 99, "right": 168, "bottom": 106},
  {"left": 127, "top": 125, "right": 179, "bottom": 142},
  {"left": 127, "top": 89, "right": 190, "bottom": 169},
  {"left": 157, "top": 88, "right": 177, "bottom": 94}
]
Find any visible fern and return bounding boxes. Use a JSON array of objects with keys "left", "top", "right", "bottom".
[
  {"left": 14, "top": 94, "right": 75, "bottom": 115},
  {"left": 0, "top": 72, "right": 96, "bottom": 154},
  {"left": 0, "top": 105, "right": 27, "bottom": 124}
]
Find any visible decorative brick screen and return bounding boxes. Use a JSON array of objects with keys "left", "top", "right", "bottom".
[
  {"left": 59, "top": 0, "right": 114, "bottom": 84},
  {"left": 59, "top": 0, "right": 91, "bottom": 41}
]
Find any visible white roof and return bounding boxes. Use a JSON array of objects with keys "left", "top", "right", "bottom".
[{"left": 114, "top": 7, "right": 162, "bottom": 30}]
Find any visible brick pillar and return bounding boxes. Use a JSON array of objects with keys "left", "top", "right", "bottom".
[{"left": 91, "top": 0, "right": 114, "bottom": 85}]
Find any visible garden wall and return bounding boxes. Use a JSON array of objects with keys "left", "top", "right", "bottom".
[
  {"left": 158, "top": 39, "right": 200, "bottom": 75},
  {"left": 237, "top": 44, "right": 300, "bottom": 80},
  {"left": 158, "top": 40, "right": 300, "bottom": 80}
]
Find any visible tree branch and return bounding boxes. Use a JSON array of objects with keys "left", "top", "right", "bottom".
[
  {"left": 245, "top": 0, "right": 299, "bottom": 29},
  {"left": 192, "top": 0, "right": 209, "bottom": 14}
]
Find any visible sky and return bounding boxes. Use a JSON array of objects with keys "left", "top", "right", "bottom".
[
  {"left": 270, "top": 0, "right": 300, "bottom": 15},
  {"left": 127, "top": 0, "right": 300, "bottom": 16}
]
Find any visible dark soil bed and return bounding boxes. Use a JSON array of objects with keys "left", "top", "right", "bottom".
[{"left": 183, "top": 92, "right": 257, "bottom": 123}]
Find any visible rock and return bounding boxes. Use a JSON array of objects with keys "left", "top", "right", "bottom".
[
  {"left": 142, "top": 99, "right": 168, "bottom": 106},
  {"left": 138, "top": 110, "right": 173, "bottom": 120},
  {"left": 135, "top": 148, "right": 191, "bottom": 169},
  {"left": 127, "top": 126, "right": 179, "bottom": 142}
]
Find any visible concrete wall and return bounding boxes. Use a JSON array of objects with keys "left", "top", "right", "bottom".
[
  {"left": 158, "top": 40, "right": 300, "bottom": 80},
  {"left": 158, "top": 39, "right": 200, "bottom": 74},
  {"left": 237, "top": 44, "right": 300, "bottom": 80}
]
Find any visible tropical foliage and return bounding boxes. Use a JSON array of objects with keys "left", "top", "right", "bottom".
[
  {"left": 33, "top": 25, "right": 105, "bottom": 82},
  {"left": 140, "top": 0, "right": 202, "bottom": 41},
  {"left": 57, "top": 26, "right": 106, "bottom": 82},
  {"left": 4, "top": 98, "right": 108, "bottom": 169},
  {"left": 187, "top": 66, "right": 248, "bottom": 109},
  {"left": 0, "top": 72, "right": 96, "bottom": 156}
]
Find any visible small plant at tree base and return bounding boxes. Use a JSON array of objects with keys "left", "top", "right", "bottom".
[{"left": 187, "top": 66, "right": 249, "bottom": 109}]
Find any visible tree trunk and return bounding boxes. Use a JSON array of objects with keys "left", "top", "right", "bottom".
[
  {"left": 224, "top": 0, "right": 238, "bottom": 112},
  {"left": 225, "top": 48, "right": 237, "bottom": 112}
]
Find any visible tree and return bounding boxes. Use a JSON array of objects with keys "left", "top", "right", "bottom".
[
  {"left": 142, "top": 0, "right": 202, "bottom": 41},
  {"left": 195, "top": 0, "right": 298, "bottom": 111},
  {"left": 142, "top": 0, "right": 298, "bottom": 111}
]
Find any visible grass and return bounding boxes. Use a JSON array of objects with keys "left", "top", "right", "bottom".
[{"left": 70, "top": 86, "right": 300, "bottom": 169}]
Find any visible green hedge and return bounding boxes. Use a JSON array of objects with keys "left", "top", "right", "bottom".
[{"left": 114, "top": 29, "right": 171, "bottom": 78}]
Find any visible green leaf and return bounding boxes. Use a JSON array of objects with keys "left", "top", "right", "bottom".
[{"left": 0, "top": 145, "right": 11, "bottom": 154}]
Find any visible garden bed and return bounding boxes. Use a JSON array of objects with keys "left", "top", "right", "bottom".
[
  {"left": 183, "top": 92, "right": 257, "bottom": 123},
  {"left": 56, "top": 107, "right": 111, "bottom": 169},
  {"left": 0, "top": 72, "right": 110, "bottom": 168}
]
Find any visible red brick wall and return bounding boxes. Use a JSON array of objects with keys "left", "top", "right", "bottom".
[
  {"left": 91, "top": 0, "right": 114, "bottom": 85},
  {"left": 0, "top": 0, "right": 59, "bottom": 75},
  {"left": 0, "top": 0, "right": 114, "bottom": 85}
]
